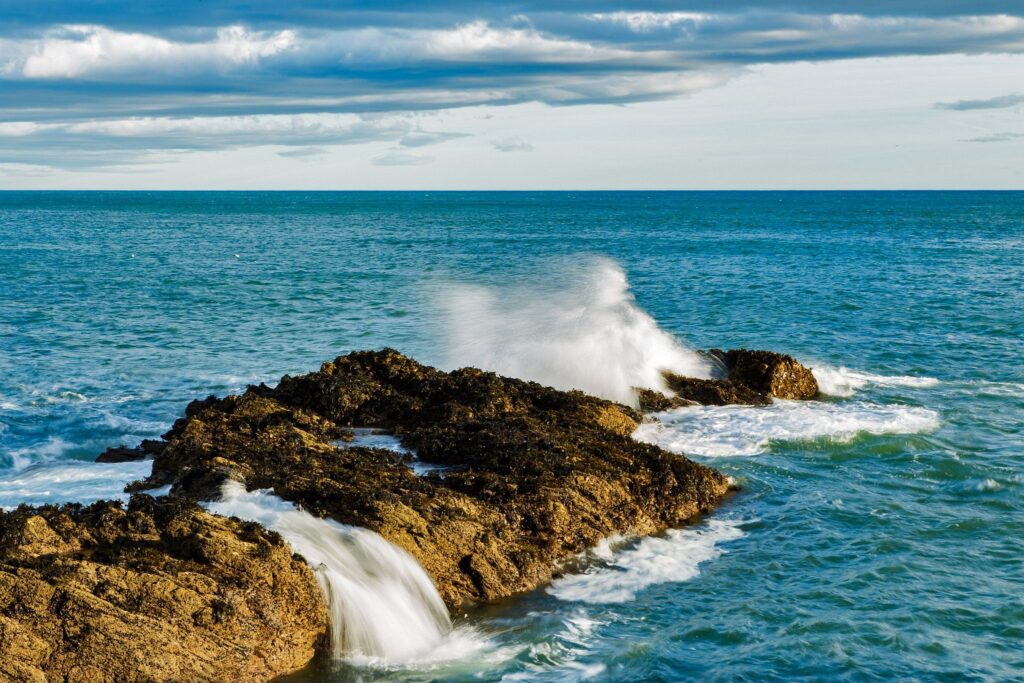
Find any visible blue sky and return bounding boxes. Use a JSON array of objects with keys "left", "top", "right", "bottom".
[{"left": 1, "top": 1, "right": 1022, "bottom": 188}]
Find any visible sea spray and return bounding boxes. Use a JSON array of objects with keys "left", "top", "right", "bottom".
[
  {"left": 635, "top": 399, "right": 941, "bottom": 457},
  {"left": 206, "top": 481, "right": 453, "bottom": 661},
  {"left": 549, "top": 519, "right": 746, "bottom": 604},
  {"left": 811, "top": 364, "right": 940, "bottom": 397},
  {"left": 436, "top": 257, "right": 711, "bottom": 406}
]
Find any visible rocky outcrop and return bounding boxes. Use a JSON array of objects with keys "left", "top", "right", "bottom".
[
  {"left": 0, "top": 496, "right": 327, "bottom": 683},
  {"left": 132, "top": 349, "right": 731, "bottom": 609},
  {"left": 713, "top": 349, "right": 818, "bottom": 400},
  {"left": 95, "top": 439, "right": 164, "bottom": 463},
  {"left": 639, "top": 349, "right": 818, "bottom": 411}
]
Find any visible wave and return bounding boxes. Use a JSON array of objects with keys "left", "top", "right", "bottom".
[
  {"left": 0, "top": 458, "right": 155, "bottom": 509},
  {"left": 206, "top": 482, "right": 488, "bottom": 664},
  {"left": 548, "top": 518, "right": 745, "bottom": 604},
  {"left": 634, "top": 400, "right": 941, "bottom": 457},
  {"left": 435, "top": 257, "right": 710, "bottom": 406},
  {"left": 812, "top": 365, "right": 940, "bottom": 397}
]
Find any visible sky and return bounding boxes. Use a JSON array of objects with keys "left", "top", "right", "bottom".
[{"left": 0, "top": 1, "right": 1022, "bottom": 189}]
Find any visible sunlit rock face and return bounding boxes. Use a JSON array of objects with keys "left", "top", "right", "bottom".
[
  {"left": 0, "top": 494, "right": 328, "bottom": 683},
  {"left": 137, "top": 349, "right": 730, "bottom": 609}
]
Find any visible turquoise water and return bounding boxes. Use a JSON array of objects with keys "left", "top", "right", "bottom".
[{"left": 1, "top": 191, "right": 1022, "bottom": 681}]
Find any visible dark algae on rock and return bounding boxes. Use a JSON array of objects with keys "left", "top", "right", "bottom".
[
  {"left": 135, "top": 349, "right": 731, "bottom": 609},
  {"left": 0, "top": 495, "right": 327, "bottom": 683},
  {"left": 639, "top": 348, "right": 819, "bottom": 410},
  {"left": 5, "top": 348, "right": 816, "bottom": 681}
]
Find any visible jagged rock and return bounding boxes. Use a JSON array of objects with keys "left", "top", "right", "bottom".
[
  {"left": 0, "top": 496, "right": 328, "bottom": 683},
  {"left": 714, "top": 349, "right": 819, "bottom": 400},
  {"left": 134, "top": 349, "right": 731, "bottom": 609},
  {"left": 96, "top": 439, "right": 165, "bottom": 463},
  {"left": 662, "top": 374, "right": 772, "bottom": 407},
  {"left": 648, "top": 349, "right": 819, "bottom": 409}
]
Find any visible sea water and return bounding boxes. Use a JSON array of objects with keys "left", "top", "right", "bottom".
[{"left": 1, "top": 191, "right": 1021, "bottom": 681}]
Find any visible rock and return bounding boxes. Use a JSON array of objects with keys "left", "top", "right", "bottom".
[
  {"left": 96, "top": 439, "right": 165, "bottom": 463},
  {"left": 714, "top": 349, "right": 819, "bottom": 400},
  {"left": 649, "top": 349, "right": 818, "bottom": 408},
  {"left": 662, "top": 374, "right": 772, "bottom": 407},
  {"left": 134, "top": 349, "right": 731, "bottom": 610},
  {"left": 0, "top": 495, "right": 328, "bottom": 683}
]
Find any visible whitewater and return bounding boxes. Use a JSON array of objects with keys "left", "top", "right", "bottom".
[{"left": 2, "top": 190, "right": 1020, "bottom": 682}]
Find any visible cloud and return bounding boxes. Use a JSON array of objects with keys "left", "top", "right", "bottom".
[
  {"left": 371, "top": 150, "right": 434, "bottom": 166},
  {"left": 962, "top": 132, "right": 1024, "bottom": 143},
  {"left": 0, "top": 113, "right": 420, "bottom": 167},
  {"left": 399, "top": 131, "right": 468, "bottom": 147},
  {"left": 936, "top": 93, "right": 1024, "bottom": 110},
  {"left": 276, "top": 146, "right": 328, "bottom": 159},
  {"left": 3, "top": 5, "right": 1024, "bottom": 169},
  {"left": 4, "top": 24, "right": 294, "bottom": 79},
  {"left": 492, "top": 136, "right": 534, "bottom": 152}
]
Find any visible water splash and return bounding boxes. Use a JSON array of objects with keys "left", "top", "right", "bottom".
[
  {"left": 436, "top": 257, "right": 710, "bottom": 406},
  {"left": 549, "top": 518, "right": 745, "bottom": 604},
  {"left": 812, "top": 365, "right": 940, "bottom": 397},
  {"left": 635, "top": 400, "right": 940, "bottom": 457},
  {"left": 206, "top": 481, "right": 465, "bottom": 662}
]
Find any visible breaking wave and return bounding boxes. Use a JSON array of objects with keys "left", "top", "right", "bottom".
[
  {"left": 634, "top": 399, "right": 941, "bottom": 457},
  {"left": 548, "top": 518, "right": 745, "bottom": 604},
  {"left": 812, "top": 365, "right": 940, "bottom": 397},
  {"left": 206, "top": 482, "right": 487, "bottom": 664},
  {"left": 436, "top": 257, "right": 710, "bottom": 406}
]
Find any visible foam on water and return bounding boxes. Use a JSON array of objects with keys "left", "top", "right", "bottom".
[
  {"left": 812, "top": 365, "right": 940, "bottom": 397},
  {"left": 206, "top": 481, "right": 486, "bottom": 664},
  {"left": 0, "top": 459, "right": 155, "bottom": 509},
  {"left": 548, "top": 519, "right": 745, "bottom": 604},
  {"left": 437, "top": 258, "right": 710, "bottom": 406},
  {"left": 337, "top": 429, "right": 455, "bottom": 477},
  {"left": 635, "top": 400, "right": 941, "bottom": 457}
]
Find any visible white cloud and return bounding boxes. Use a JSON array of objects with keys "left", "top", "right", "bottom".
[
  {"left": 0, "top": 122, "right": 45, "bottom": 136},
  {"left": 5, "top": 24, "right": 295, "bottom": 79},
  {"left": 492, "top": 136, "right": 533, "bottom": 152},
  {"left": 589, "top": 12, "right": 710, "bottom": 32},
  {"left": 371, "top": 150, "right": 435, "bottom": 166}
]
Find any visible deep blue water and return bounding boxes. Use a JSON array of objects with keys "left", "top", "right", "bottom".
[{"left": 1, "top": 191, "right": 1022, "bottom": 681}]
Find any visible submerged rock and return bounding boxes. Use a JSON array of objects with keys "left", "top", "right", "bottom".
[
  {"left": 0, "top": 495, "right": 327, "bottom": 683},
  {"left": 133, "top": 349, "right": 730, "bottom": 609},
  {"left": 644, "top": 349, "right": 819, "bottom": 409}
]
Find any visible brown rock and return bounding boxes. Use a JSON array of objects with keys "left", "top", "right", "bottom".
[
  {"left": 662, "top": 374, "right": 772, "bottom": 407},
  {"left": 135, "top": 349, "right": 731, "bottom": 610},
  {"left": 714, "top": 348, "right": 819, "bottom": 400},
  {"left": 0, "top": 496, "right": 328, "bottom": 683},
  {"left": 649, "top": 348, "right": 819, "bottom": 409}
]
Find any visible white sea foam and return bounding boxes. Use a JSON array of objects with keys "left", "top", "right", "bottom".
[
  {"left": 548, "top": 518, "right": 745, "bottom": 604},
  {"left": 0, "top": 459, "right": 155, "bottom": 509},
  {"left": 206, "top": 482, "right": 487, "bottom": 664},
  {"left": 436, "top": 257, "right": 710, "bottom": 406},
  {"left": 338, "top": 429, "right": 454, "bottom": 477},
  {"left": 634, "top": 400, "right": 941, "bottom": 457},
  {"left": 812, "top": 364, "right": 940, "bottom": 397}
]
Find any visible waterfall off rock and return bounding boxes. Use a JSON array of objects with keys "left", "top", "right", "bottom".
[{"left": 207, "top": 481, "right": 452, "bottom": 661}]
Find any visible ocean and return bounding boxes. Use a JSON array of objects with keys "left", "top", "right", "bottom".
[{"left": 1, "top": 191, "right": 1021, "bottom": 681}]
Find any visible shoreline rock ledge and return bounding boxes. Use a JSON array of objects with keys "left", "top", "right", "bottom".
[
  {"left": 135, "top": 349, "right": 731, "bottom": 609},
  {"left": 2, "top": 348, "right": 749, "bottom": 682}
]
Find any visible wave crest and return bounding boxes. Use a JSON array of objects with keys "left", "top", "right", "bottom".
[{"left": 436, "top": 258, "right": 710, "bottom": 406}]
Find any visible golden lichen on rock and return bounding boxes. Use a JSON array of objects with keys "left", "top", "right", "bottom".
[
  {"left": 0, "top": 496, "right": 328, "bottom": 683},
  {"left": 137, "top": 349, "right": 731, "bottom": 609}
]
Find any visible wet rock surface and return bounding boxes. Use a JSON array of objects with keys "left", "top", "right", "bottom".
[
  {"left": 134, "top": 349, "right": 731, "bottom": 609},
  {"left": 641, "top": 349, "right": 818, "bottom": 410},
  {"left": 0, "top": 495, "right": 327, "bottom": 683}
]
